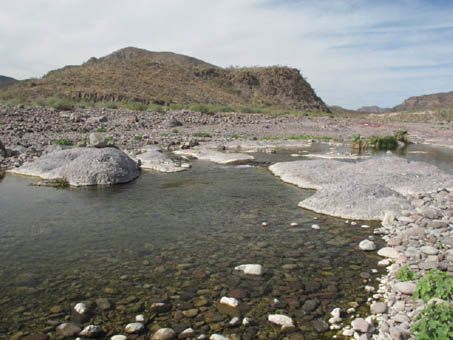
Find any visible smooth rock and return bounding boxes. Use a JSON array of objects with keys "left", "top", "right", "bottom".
[
  {"left": 209, "top": 335, "right": 231, "bottom": 340},
  {"left": 420, "top": 246, "right": 439, "bottom": 255},
  {"left": 268, "top": 314, "right": 295, "bottom": 328},
  {"left": 359, "top": 240, "right": 376, "bottom": 251},
  {"left": 125, "top": 323, "right": 144, "bottom": 334},
  {"left": 395, "top": 282, "right": 416, "bottom": 295},
  {"left": 152, "top": 328, "right": 176, "bottom": 340},
  {"left": 220, "top": 297, "right": 239, "bottom": 308},
  {"left": 136, "top": 146, "right": 188, "bottom": 172},
  {"left": 80, "top": 325, "right": 102, "bottom": 337},
  {"left": 370, "top": 302, "right": 386, "bottom": 314},
  {"left": 89, "top": 132, "right": 107, "bottom": 147},
  {"left": 111, "top": 336, "right": 128, "bottom": 340},
  {"left": 351, "top": 318, "right": 370, "bottom": 333},
  {"left": 234, "top": 264, "right": 263, "bottom": 275},
  {"left": 174, "top": 149, "right": 254, "bottom": 164},
  {"left": 377, "top": 247, "right": 401, "bottom": 259},
  {"left": 56, "top": 323, "right": 82, "bottom": 337},
  {"left": 8, "top": 147, "right": 139, "bottom": 186}
]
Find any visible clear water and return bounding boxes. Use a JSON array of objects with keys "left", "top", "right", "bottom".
[{"left": 0, "top": 160, "right": 384, "bottom": 339}]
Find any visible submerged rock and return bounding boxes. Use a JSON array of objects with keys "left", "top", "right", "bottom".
[
  {"left": 234, "top": 264, "right": 263, "bottom": 275},
  {"left": 268, "top": 314, "right": 295, "bottom": 328},
  {"left": 8, "top": 147, "right": 139, "bottom": 186},
  {"left": 359, "top": 239, "right": 376, "bottom": 251}
]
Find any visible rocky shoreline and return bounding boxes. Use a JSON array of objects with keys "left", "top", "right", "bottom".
[{"left": 1, "top": 104, "right": 453, "bottom": 340}]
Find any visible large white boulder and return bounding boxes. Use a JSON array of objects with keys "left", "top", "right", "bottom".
[{"left": 9, "top": 147, "right": 139, "bottom": 186}]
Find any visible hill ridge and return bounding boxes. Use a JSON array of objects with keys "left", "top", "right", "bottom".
[{"left": 0, "top": 47, "right": 329, "bottom": 112}]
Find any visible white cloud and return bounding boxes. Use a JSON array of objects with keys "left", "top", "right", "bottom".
[{"left": 1, "top": 0, "right": 452, "bottom": 108}]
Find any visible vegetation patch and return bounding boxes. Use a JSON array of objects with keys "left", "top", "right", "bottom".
[
  {"left": 47, "top": 97, "right": 75, "bottom": 111},
  {"left": 133, "top": 135, "right": 142, "bottom": 141},
  {"left": 411, "top": 302, "right": 453, "bottom": 340},
  {"left": 53, "top": 138, "right": 73, "bottom": 146},
  {"left": 125, "top": 101, "right": 148, "bottom": 111},
  {"left": 192, "top": 132, "right": 211, "bottom": 138},
  {"left": 352, "top": 134, "right": 401, "bottom": 151},
  {"left": 395, "top": 265, "right": 418, "bottom": 281},
  {"left": 414, "top": 269, "right": 453, "bottom": 302},
  {"left": 95, "top": 127, "right": 107, "bottom": 133}
]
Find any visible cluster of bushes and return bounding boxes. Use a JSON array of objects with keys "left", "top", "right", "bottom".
[
  {"left": 393, "top": 268, "right": 453, "bottom": 339},
  {"left": 352, "top": 129, "right": 408, "bottom": 151}
]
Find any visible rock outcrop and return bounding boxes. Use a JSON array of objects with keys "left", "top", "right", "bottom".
[
  {"left": 269, "top": 157, "right": 453, "bottom": 220},
  {"left": 135, "top": 146, "right": 190, "bottom": 172},
  {"left": 8, "top": 147, "right": 139, "bottom": 186}
]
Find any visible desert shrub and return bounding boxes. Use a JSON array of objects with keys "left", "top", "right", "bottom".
[
  {"left": 190, "top": 104, "right": 210, "bottom": 113},
  {"left": 101, "top": 101, "right": 118, "bottom": 109},
  {"left": 48, "top": 97, "right": 75, "bottom": 111},
  {"left": 411, "top": 302, "right": 453, "bottom": 340},
  {"left": 414, "top": 269, "right": 453, "bottom": 302},
  {"left": 192, "top": 132, "right": 211, "bottom": 138},
  {"left": 396, "top": 265, "right": 417, "bottom": 281},
  {"left": 53, "top": 138, "right": 73, "bottom": 146},
  {"left": 148, "top": 103, "right": 166, "bottom": 112},
  {"left": 95, "top": 127, "right": 107, "bottom": 132},
  {"left": 133, "top": 135, "right": 142, "bottom": 141},
  {"left": 125, "top": 101, "right": 147, "bottom": 111},
  {"left": 393, "top": 129, "right": 408, "bottom": 143}
]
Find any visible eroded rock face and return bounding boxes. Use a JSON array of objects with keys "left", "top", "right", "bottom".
[
  {"left": 8, "top": 147, "right": 139, "bottom": 186},
  {"left": 269, "top": 157, "right": 453, "bottom": 220}
]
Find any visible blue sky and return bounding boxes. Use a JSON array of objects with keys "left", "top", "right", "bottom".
[{"left": 1, "top": 0, "right": 452, "bottom": 109}]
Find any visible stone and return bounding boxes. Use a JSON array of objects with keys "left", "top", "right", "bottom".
[
  {"left": 125, "top": 323, "right": 145, "bottom": 334},
  {"left": 80, "top": 325, "right": 102, "bottom": 337},
  {"left": 328, "top": 308, "right": 341, "bottom": 324},
  {"left": 302, "top": 299, "right": 318, "bottom": 312},
  {"left": 136, "top": 314, "right": 145, "bottom": 322},
  {"left": 74, "top": 302, "right": 87, "bottom": 314},
  {"left": 111, "top": 336, "right": 128, "bottom": 340},
  {"left": 420, "top": 246, "right": 439, "bottom": 255},
  {"left": 220, "top": 297, "right": 239, "bottom": 308},
  {"left": 136, "top": 146, "right": 189, "bottom": 172},
  {"left": 359, "top": 240, "right": 376, "bottom": 251},
  {"left": 179, "top": 328, "right": 195, "bottom": 339},
  {"left": 311, "top": 224, "right": 320, "bottom": 230},
  {"left": 150, "top": 302, "right": 171, "bottom": 313},
  {"left": 395, "top": 282, "right": 416, "bottom": 295},
  {"left": 234, "top": 264, "right": 263, "bottom": 275},
  {"left": 56, "top": 323, "right": 82, "bottom": 337},
  {"left": 268, "top": 314, "right": 295, "bottom": 328},
  {"left": 96, "top": 298, "right": 112, "bottom": 310},
  {"left": 8, "top": 147, "right": 139, "bottom": 186},
  {"left": 378, "top": 247, "right": 401, "bottom": 259},
  {"left": 22, "top": 335, "right": 48, "bottom": 340},
  {"left": 152, "top": 328, "right": 176, "bottom": 340},
  {"left": 370, "top": 302, "right": 386, "bottom": 314},
  {"left": 89, "top": 132, "right": 108, "bottom": 147},
  {"left": 210, "top": 335, "right": 231, "bottom": 340},
  {"left": 174, "top": 149, "right": 254, "bottom": 164},
  {"left": 312, "top": 319, "right": 329, "bottom": 332},
  {"left": 270, "top": 157, "right": 453, "bottom": 220},
  {"left": 351, "top": 318, "right": 370, "bottom": 333}
]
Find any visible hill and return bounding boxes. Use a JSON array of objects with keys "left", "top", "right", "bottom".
[
  {"left": 393, "top": 91, "right": 453, "bottom": 112},
  {"left": 357, "top": 105, "right": 390, "bottom": 114},
  {"left": 0, "top": 47, "right": 329, "bottom": 112},
  {"left": 0, "top": 75, "right": 18, "bottom": 86}
]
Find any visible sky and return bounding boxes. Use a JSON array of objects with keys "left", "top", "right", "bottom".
[{"left": 1, "top": 0, "right": 452, "bottom": 109}]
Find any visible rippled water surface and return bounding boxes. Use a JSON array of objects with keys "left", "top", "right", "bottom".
[{"left": 0, "top": 159, "right": 386, "bottom": 339}]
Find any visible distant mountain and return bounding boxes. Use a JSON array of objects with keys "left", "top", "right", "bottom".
[
  {"left": 328, "top": 105, "right": 360, "bottom": 115},
  {"left": 0, "top": 75, "right": 18, "bottom": 85},
  {"left": 393, "top": 91, "right": 453, "bottom": 112},
  {"left": 357, "top": 105, "right": 390, "bottom": 114},
  {"left": 0, "top": 47, "right": 330, "bottom": 112}
]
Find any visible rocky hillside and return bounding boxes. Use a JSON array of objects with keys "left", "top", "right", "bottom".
[
  {"left": 393, "top": 91, "right": 453, "bottom": 111},
  {"left": 0, "top": 75, "right": 18, "bottom": 86},
  {"left": 357, "top": 105, "right": 390, "bottom": 114},
  {"left": 0, "top": 47, "right": 329, "bottom": 112}
]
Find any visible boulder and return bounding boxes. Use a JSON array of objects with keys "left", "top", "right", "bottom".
[
  {"left": 8, "top": 147, "right": 139, "bottom": 186},
  {"left": 152, "top": 328, "right": 176, "bottom": 340},
  {"left": 136, "top": 146, "right": 189, "bottom": 172},
  {"left": 395, "top": 282, "right": 416, "bottom": 295},
  {"left": 89, "top": 132, "right": 108, "bottom": 147},
  {"left": 359, "top": 240, "right": 376, "bottom": 251},
  {"left": 377, "top": 247, "right": 401, "bottom": 259},
  {"left": 268, "top": 314, "right": 295, "bottom": 328}
]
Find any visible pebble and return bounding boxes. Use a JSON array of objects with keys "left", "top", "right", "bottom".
[
  {"left": 394, "top": 282, "right": 416, "bottom": 295},
  {"left": 268, "top": 314, "right": 295, "bottom": 328},
  {"left": 74, "top": 302, "right": 87, "bottom": 314},
  {"left": 56, "top": 323, "right": 81, "bottom": 337},
  {"left": 370, "top": 302, "right": 386, "bottom": 314},
  {"left": 210, "top": 335, "right": 231, "bottom": 340},
  {"left": 111, "top": 336, "right": 128, "bottom": 340},
  {"left": 351, "top": 318, "right": 370, "bottom": 333},
  {"left": 311, "top": 224, "right": 320, "bottom": 230},
  {"left": 136, "top": 314, "right": 145, "bottom": 322},
  {"left": 359, "top": 239, "right": 376, "bottom": 251},
  {"left": 220, "top": 296, "right": 239, "bottom": 308},
  {"left": 377, "top": 247, "right": 400, "bottom": 259},
  {"left": 125, "top": 322, "right": 144, "bottom": 334},
  {"left": 234, "top": 264, "right": 263, "bottom": 275},
  {"left": 152, "top": 328, "right": 176, "bottom": 340},
  {"left": 80, "top": 325, "right": 101, "bottom": 337}
]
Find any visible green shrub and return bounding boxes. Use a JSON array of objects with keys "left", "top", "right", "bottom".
[
  {"left": 215, "top": 105, "right": 235, "bottom": 112},
  {"left": 133, "top": 135, "right": 142, "bottom": 141},
  {"left": 160, "top": 132, "right": 168, "bottom": 137},
  {"left": 49, "top": 97, "right": 75, "bottom": 111},
  {"left": 231, "top": 134, "right": 240, "bottom": 139},
  {"left": 394, "top": 129, "right": 408, "bottom": 143},
  {"left": 95, "top": 127, "right": 107, "bottom": 133},
  {"left": 396, "top": 265, "right": 418, "bottom": 281},
  {"left": 190, "top": 104, "right": 211, "bottom": 113},
  {"left": 411, "top": 302, "right": 453, "bottom": 340},
  {"left": 172, "top": 128, "right": 179, "bottom": 134},
  {"left": 148, "top": 103, "right": 166, "bottom": 112},
  {"left": 192, "top": 132, "right": 211, "bottom": 138},
  {"left": 414, "top": 269, "right": 453, "bottom": 302},
  {"left": 53, "top": 138, "right": 73, "bottom": 146},
  {"left": 104, "top": 136, "right": 113, "bottom": 144},
  {"left": 101, "top": 101, "right": 118, "bottom": 109},
  {"left": 378, "top": 136, "right": 398, "bottom": 150},
  {"left": 126, "top": 101, "right": 148, "bottom": 111}
]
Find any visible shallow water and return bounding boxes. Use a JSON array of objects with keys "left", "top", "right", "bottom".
[{"left": 0, "top": 160, "right": 383, "bottom": 339}]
